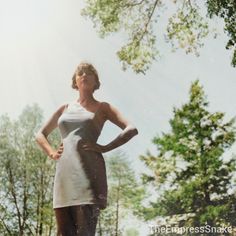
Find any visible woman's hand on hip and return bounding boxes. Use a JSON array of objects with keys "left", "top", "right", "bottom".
[
  {"left": 80, "top": 140, "right": 107, "bottom": 153},
  {"left": 49, "top": 143, "right": 64, "bottom": 160}
]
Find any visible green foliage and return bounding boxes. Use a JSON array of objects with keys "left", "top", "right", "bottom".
[
  {"left": 166, "top": 2, "right": 209, "bottom": 57},
  {"left": 0, "top": 104, "right": 59, "bottom": 235},
  {"left": 140, "top": 80, "right": 236, "bottom": 227},
  {"left": 82, "top": 0, "right": 236, "bottom": 73},
  {"left": 97, "top": 203, "right": 118, "bottom": 235},
  {"left": 125, "top": 227, "right": 140, "bottom": 236},
  {"left": 82, "top": 0, "right": 161, "bottom": 74},
  {"left": 206, "top": 0, "right": 236, "bottom": 67},
  {"left": 81, "top": 0, "right": 124, "bottom": 37}
]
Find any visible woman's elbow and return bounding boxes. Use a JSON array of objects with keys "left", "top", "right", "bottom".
[
  {"left": 35, "top": 132, "right": 41, "bottom": 143},
  {"left": 133, "top": 127, "right": 138, "bottom": 136},
  {"left": 128, "top": 125, "right": 138, "bottom": 137},
  {"left": 35, "top": 131, "right": 45, "bottom": 144}
]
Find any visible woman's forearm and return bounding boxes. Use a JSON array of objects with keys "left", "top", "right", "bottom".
[
  {"left": 35, "top": 132, "right": 55, "bottom": 157},
  {"left": 103, "top": 125, "right": 138, "bottom": 152}
]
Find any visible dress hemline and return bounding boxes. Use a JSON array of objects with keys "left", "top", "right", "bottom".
[{"left": 53, "top": 200, "right": 106, "bottom": 210}]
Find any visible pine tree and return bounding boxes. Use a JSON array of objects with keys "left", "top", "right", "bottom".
[{"left": 140, "top": 80, "right": 236, "bottom": 228}]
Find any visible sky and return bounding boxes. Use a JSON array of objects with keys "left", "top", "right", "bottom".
[{"left": 0, "top": 0, "right": 236, "bottom": 234}]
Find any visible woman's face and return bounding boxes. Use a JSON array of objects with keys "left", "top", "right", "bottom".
[{"left": 75, "top": 67, "right": 97, "bottom": 92}]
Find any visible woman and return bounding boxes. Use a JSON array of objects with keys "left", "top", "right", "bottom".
[{"left": 35, "top": 62, "right": 138, "bottom": 236}]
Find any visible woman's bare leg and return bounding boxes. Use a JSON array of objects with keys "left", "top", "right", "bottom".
[
  {"left": 54, "top": 204, "right": 100, "bottom": 236},
  {"left": 54, "top": 207, "right": 76, "bottom": 236},
  {"left": 70, "top": 204, "right": 100, "bottom": 236}
]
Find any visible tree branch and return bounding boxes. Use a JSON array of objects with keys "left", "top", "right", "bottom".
[
  {"left": 134, "top": 0, "right": 159, "bottom": 46},
  {"left": 0, "top": 205, "right": 13, "bottom": 235},
  {"left": 8, "top": 168, "right": 22, "bottom": 233},
  {"left": 123, "top": 0, "right": 145, "bottom": 8}
]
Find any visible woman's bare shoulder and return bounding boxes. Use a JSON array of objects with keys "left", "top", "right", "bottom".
[
  {"left": 99, "top": 101, "right": 111, "bottom": 119},
  {"left": 99, "top": 101, "right": 113, "bottom": 113},
  {"left": 100, "top": 101, "right": 115, "bottom": 110},
  {"left": 99, "top": 101, "right": 122, "bottom": 119}
]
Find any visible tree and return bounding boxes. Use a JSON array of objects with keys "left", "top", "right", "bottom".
[
  {"left": 0, "top": 104, "right": 60, "bottom": 235},
  {"left": 81, "top": 0, "right": 236, "bottom": 74},
  {"left": 97, "top": 151, "right": 146, "bottom": 235},
  {"left": 140, "top": 80, "right": 236, "bottom": 228}
]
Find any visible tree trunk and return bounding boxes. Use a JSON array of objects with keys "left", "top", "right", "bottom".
[{"left": 115, "top": 177, "right": 121, "bottom": 236}]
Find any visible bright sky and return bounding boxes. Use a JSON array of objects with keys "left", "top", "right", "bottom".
[{"left": 0, "top": 0, "right": 236, "bottom": 234}]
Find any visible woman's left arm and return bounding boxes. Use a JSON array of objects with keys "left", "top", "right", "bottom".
[{"left": 82, "top": 102, "right": 138, "bottom": 153}]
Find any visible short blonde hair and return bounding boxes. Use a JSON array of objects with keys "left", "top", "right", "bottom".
[{"left": 71, "top": 62, "right": 100, "bottom": 91}]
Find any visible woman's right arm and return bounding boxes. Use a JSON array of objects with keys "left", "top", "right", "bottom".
[{"left": 35, "top": 104, "right": 67, "bottom": 160}]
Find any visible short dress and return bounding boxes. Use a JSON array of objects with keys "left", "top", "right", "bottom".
[{"left": 53, "top": 101, "right": 108, "bottom": 210}]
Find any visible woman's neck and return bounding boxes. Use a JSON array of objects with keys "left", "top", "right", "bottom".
[{"left": 77, "top": 90, "right": 96, "bottom": 106}]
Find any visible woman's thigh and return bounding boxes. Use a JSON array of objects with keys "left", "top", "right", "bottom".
[
  {"left": 70, "top": 204, "right": 101, "bottom": 235},
  {"left": 54, "top": 206, "right": 76, "bottom": 236},
  {"left": 54, "top": 204, "right": 100, "bottom": 236}
]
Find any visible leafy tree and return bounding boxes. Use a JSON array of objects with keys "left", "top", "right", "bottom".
[
  {"left": 206, "top": 0, "right": 236, "bottom": 67},
  {"left": 82, "top": 0, "right": 236, "bottom": 73},
  {"left": 97, "top": 151, "right": 146, "bottom": 236},
  {"left": 140, "top": 80, "right": 236, "bottom": 228},
  {"left": 0, "top": 104, "right": 59, "bottom": 235},
  {"left": 125, "top": 228, "right": 140, "bottom": 236}
]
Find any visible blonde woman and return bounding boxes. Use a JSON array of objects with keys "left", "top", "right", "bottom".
[{"left": 36, "top": 62, "right": 138, "bottom": 236}]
